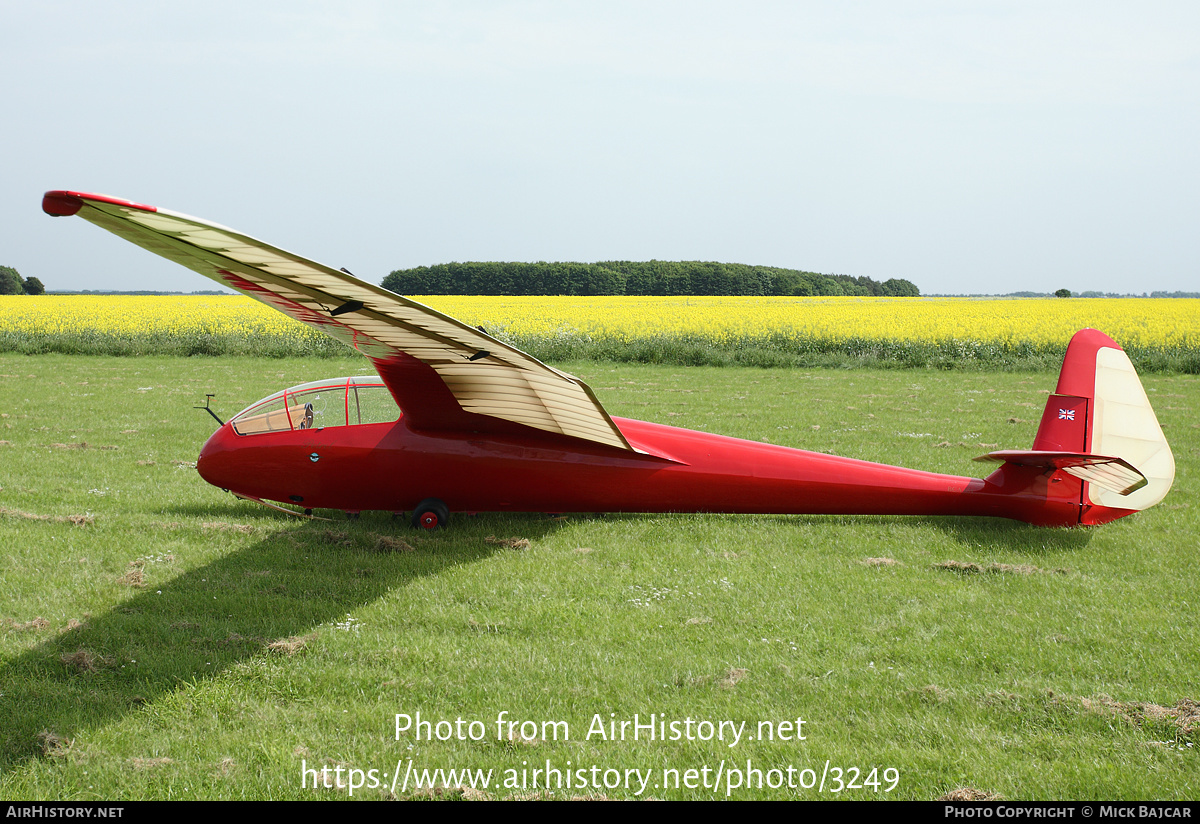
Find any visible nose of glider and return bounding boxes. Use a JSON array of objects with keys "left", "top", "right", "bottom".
[{"left": 196, "top": 423, "right": 239, "bottom": 493}]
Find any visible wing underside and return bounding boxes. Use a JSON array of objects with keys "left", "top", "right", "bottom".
[{"left": 44, "top": 191, "right": 633, "bottom": 452}]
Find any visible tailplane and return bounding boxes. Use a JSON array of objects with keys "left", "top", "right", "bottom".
[{"left": 975, "top": 329, "right": 1174, "bottom": 525}]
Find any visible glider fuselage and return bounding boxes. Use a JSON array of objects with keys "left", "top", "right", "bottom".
[{"left": 195, "top": 408, "right": 1106, "bottom": 527}]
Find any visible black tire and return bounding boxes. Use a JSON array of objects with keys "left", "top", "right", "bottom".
[{"left": 410, "top": 498, "right": 449, "bottom": 530}]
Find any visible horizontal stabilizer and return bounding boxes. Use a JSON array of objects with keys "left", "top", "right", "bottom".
[{"left": 975, "top": 450, "right": 1148, "bottom": 496}]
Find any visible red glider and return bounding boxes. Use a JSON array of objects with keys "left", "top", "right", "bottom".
[{"left": 44, "top": 191, "right": 1174, "bottom": 528}]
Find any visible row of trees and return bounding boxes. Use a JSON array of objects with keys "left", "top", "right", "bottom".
[
  {"left": 1, "top": 266, "right": 44, "bottom": 295},
  {"left": 382, "top": 261, "right": 920, "bottom": 297}
]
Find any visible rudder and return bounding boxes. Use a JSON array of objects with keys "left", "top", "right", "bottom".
[
  {"left": 976, "top": 329, "right": 1174, "bottom": 525},
  {"left": 1034, "top": 329, "right": 1174, "bottom": 522}
]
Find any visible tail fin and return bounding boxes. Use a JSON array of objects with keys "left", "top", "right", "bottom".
[{"left": 976, "top": 329, "right": 1174, "bottom": 525}]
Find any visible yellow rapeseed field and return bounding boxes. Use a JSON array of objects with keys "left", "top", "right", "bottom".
[
  {"left": 3, "top": 294, "right": 1195, "bottom": 352},
  {"left": 0, "top": 295, "right": 318, "bottom": 342},
  {"left": 417, "top": 295, "right": 1199, "bottom": 351}
]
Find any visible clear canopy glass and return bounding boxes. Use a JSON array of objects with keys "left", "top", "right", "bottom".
[{"left": 230, "top": 376, "right": 400, "bottom": 435}]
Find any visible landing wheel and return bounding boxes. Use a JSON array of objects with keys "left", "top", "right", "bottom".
[{"left": 411, "top": 498, "right": 449, "bottom": 530}]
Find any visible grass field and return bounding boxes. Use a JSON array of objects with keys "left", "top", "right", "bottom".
[{"left": 1, "top": 354, "right": 1196, "bottom": 800}]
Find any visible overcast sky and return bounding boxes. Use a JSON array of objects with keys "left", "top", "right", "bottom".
[{"left": 3, "top": 1, "right": 1197, "bottom": 295}]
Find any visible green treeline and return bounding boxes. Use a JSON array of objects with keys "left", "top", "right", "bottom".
[
  {"left": 0, "top": 265, "right": 44, "bottom": 295},
  {"left": 381, "top": 261, "right": 920, "bottom": 297}
]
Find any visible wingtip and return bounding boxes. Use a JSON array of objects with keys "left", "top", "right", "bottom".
[
  {"left": 42, "top": 191, "right": 83, "bottom": 217},
  {"left": 42, "top": 190, "right": 158, "bottom": 217}
]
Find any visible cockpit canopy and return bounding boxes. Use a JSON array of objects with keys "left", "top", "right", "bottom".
[{"left": 230, "top": 376, "right": 400, "bottom": 436}]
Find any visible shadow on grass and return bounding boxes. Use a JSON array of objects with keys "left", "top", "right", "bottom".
[
  {"left": 784, "top": 512, "right": 1096, "bottom": 554},
  {"left": 0, "top": 514, "right": 573, "bottom": 772},
  {"left": 924, "top": 515, "right": 1096, "bottom": 554}
]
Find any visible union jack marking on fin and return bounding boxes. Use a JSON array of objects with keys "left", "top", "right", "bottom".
[{"left": 1058, "top": 409, "right": 1075, "bottom": 421}]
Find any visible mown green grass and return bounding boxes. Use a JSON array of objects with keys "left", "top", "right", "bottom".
[{"left": 1, "top": 355, "right": 1196, "bottom": 800}]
